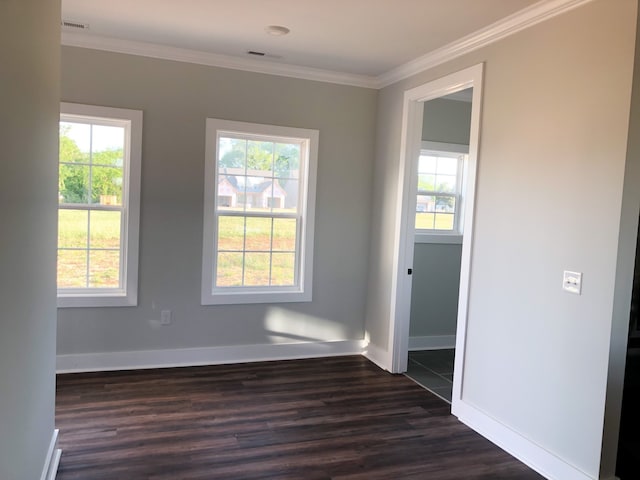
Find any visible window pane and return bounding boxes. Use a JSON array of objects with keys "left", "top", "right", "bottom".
[
  {"left": 217, "top": 216, "right": 244, "bottom": 251},
  {"left": 59, "top": 164, "right": 89, "bottom": 204},
  {"left": 58, "top": 249, "right": 87, "bottom": 288},
  {"left": 89, "top": 250, "right": 120, "bottom": 288},
  {"left": 435, "top": 196, "right": 456, "bottom": 214},
  {"left": 244, "top": 176, "right": 272, "bottom": 211},
  {"left": 271, "top": 253, "right": 295, "bottom": 286},
  {"left": 418, "top": 155, "right": 437, "bottom": 174},
  {"left": 92, "top": 125, "right": 125, "bottom": 166},
  {"left": 91, "top": 166, "right": 123, "bottom": 205},
  {"left": 58, "top": 209, "right": 88, "bottom": 248},
  {"left": 435, "top": 174, "right": 456, "bottom": 193},
  {"left": 218, "top": 137, "right": 247, "bottom": 172},
  {"left": 90, "top": 211, "right": 121, "bottom": 249},
  {"left": 417, "top": 195, "right": 435, "bottom": 213},
  {"left": 60, "top": 122, "right": 90, "bottom": 163},
  {"left": 273, "top": 218, "right": 297, "bottom": 251},
  {"left": 275, "top": 143, "right": 301, "bottom": 179},
  {"left": 216, "top": 252, "right": 243, "bottom": 287},
  {"left": 416, "top": 212, "right": 435, "bottom": 230},
  {"left": 247, "top": 140, "right": 274, "bottom": 176},
  {"left": 245, "top": 217, "right": 272, "bottom": 251},
  {"left": 436, "top": 156, "right": 458, "bottom": 175},
  {"left": 217, "top": 174, "right": 243, "bottom": 211},
  {"left": 272, "top": 179, "right": 297, "bottom": 213},
  {"left": 434, "top": 213, "right": 455, "bottom": 230},
  {"left": 244, "top": 252, "right": 270, "bottom": 286},
  {"left": 417, "top": 174, "right": 435, "bottom": 192}
]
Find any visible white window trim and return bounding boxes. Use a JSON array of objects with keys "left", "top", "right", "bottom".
[
  {"left": 201, "top": 119, "right": 318, "bottom": 305},
  {"left": 57, "top": 102, "right": 142, "bottom": 308},
  {"left": 415, "top": 141, "right": 467, "bottom": 244}
]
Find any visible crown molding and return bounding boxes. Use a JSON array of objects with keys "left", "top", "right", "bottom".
[
  {"left": 61, "top": 0, "right": 596, "bottom": 91},
  {"left": 61, "top": 31, "right": 379, "bottom": 89},
  {"left": 375, "top": 0, "right": 597, "bottom": 88}
]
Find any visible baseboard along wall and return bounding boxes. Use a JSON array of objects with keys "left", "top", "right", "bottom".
[
  {"left": 56, "top": 340, "right": 365, "bottom": 374},
  {"left": 40, "top": 429, "right": 61, "bottom": 480}
]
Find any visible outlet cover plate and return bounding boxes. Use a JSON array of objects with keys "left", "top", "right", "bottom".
[{"left": 563, "top": 271, "right": 582, "bottom": 295}]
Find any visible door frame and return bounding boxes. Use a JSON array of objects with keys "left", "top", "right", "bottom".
[{"left": 387, "top": 64, "right": 484, "bottom": 409}]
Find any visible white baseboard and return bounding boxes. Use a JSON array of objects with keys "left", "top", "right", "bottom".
[
  {"left": 56, "top": 340, "right": 365, "bottom": 373},
  {"left": 40, "top": 429, "right": 61, "bottom": 480},
  {"left": 408, "top": 335, "right": 456, "bottom": 350},
  {"left": 362, "top": 342, "right": 391, "bottom": 372},
  {"left": 452, "top": 400, "right": 593, "bottom": 480}
]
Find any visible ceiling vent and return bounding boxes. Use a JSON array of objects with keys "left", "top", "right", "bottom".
[{"left": 61, "top": 20, "right": 90, "bottom": 30}]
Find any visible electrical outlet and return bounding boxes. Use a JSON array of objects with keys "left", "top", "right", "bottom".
[
  {"left": 160, "top": 309, "right": 172, "bottom": 325},
  {"left": 562, "top": 271, "right": 582, "bottom": 295}
]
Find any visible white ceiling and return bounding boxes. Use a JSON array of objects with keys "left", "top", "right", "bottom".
[{"left": 61, "top": 0, "right": 539, "bottom": 80}]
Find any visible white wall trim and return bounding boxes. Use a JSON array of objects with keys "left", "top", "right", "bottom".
[
  {"left": 452, "top": 401, "right": 594, "bottom": 480},
  {"left": 414, "top": 233, "right": 463, "bottom": 245},
  {"left": 60, "top": 31, "right": 378, "bottom": 89},
  {"left": 61, "top": 0, "right": 595, "bottom": 90},
  {"left": 40, "top": 429, "right": 61, "bottom": 480},
  {"left": 376, "top": 0, "right": 597, "bottom": 87},
  {"left": 362, "top": 341, "right": 391, "bottom": 372},
  {"left": 56, "top": 340, "right": 364, "bottom": 373},
  {"left": 408, "top": 335, "right": 456, "bottom": 350}
]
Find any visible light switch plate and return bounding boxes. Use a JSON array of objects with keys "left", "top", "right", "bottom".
[{"left": 563, "top": 271, "right": 582, "bottom": 295}]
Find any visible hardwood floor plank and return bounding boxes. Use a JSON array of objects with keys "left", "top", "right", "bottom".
[{"left": 56, "top": 356, "right": 543, "bottom": 479}]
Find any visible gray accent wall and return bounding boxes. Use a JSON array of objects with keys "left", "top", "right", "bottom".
[
  {"left": 409, "top": 244, "right": 461, "bottom": 338},
  {"left": 421, "top": 97, "right": 472, "bottom": 145},
  {"left": 58, "top": 47, "right": 377, "bottom": 355},
  {"left": 409, "top": 97, "right": 471, "bottom": 340},
  {"left": 0, "top": 0, "right": 60, "bottom": 478},
  {"left": 365, "top": 0, "right": 637, "bottom": 476}
]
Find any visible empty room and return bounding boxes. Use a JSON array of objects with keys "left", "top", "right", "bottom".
[{"left": 3, "top": 1, "right": 640, "bottom": 479}]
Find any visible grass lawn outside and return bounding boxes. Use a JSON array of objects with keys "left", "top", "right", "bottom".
[{"left": 57, "top": 209, "right": 298, "bottom": 289}]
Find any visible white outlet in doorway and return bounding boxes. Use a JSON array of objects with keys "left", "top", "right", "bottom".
[{"left": 562, "top": 271, "right": 582, "bottom": 295}]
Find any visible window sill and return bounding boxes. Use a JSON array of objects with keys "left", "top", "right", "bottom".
[
  {"left": 201, "top": 289, "right": 312, "bottom": 305},
  {"left": 57, "top": 291, "right": 137, "bottom": 308},
  {"left": 415, "top": 233, "right": 463, "bottom": 245}
]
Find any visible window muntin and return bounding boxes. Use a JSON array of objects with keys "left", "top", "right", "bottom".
[
  {"left": 415, "top": 150, "right": 465, "bottom": 234},
  {"left": 202, "top": 120, "right": 318, "bottom": 305},
  {"left": 58, "top": 103, "right": 142, "bottom": 307}
]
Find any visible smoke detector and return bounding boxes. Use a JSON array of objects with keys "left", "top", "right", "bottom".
[{"left": 265, "top": 25, "right": 290, "bottom": 36}]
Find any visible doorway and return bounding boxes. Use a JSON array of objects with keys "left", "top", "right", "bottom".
[
  {"left": 388, "top": 65, "right": 484, "bottom": 413},
  {"left": 405, "top": 94, "right": 472, "bottom": 402}
]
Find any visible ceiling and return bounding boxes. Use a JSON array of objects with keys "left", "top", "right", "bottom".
[{"left": 61, "top": 0, "right": 540, "bottom": 82}]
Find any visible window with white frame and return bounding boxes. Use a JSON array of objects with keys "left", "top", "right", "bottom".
[
  {"left": 415, "top": 148, "right": 466, "bottom": 240},
  {"left": 202, "top": 119, "right": 318, "bottom": 305},
  {"left": 57, "top": 103, "right": 142, "bottom": 307}
]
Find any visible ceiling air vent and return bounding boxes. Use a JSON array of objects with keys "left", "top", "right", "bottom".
[
  {"left": 247, "top": 51, "right": 266, "bottom": 57},
  {"left": 61, "top": 20, "right": 90, "bottom": 30}
]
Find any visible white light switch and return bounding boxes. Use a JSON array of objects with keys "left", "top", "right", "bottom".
[{"left": 562, "top": 271, "right": 582, "bottom": 295}]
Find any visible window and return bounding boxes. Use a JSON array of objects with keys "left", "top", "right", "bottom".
[
  {"left": 415, "top": 144, "right": 466, "bottom": 243},
  {"left": 202, "top": 119, "right": 318, "bottom": 305},
  {"left": 57, "top": 103, "right": 142, "bottom": 307}
]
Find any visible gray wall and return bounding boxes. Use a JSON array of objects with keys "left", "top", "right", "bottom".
[
  {"left": 409, "top": 97, "right": 471, "bottom": 340},
  {"left": 422, "top": 96, "right": 472, "bottom": 145},
  {"left": 58, "top": 47, "right": 377, "bottom": 355},
  {"left": 0, "top": 0, "right": 60, "bottom": 478},
  {"left": 409, "top": 244, "right": 461, "bottom": 338},
  {"left": 365, "top": 0, "right": 636, "bottom": 476}
]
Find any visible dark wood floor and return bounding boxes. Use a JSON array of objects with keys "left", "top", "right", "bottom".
[{"left": 55, "top": 356, "right": 543, "bottom": 479}]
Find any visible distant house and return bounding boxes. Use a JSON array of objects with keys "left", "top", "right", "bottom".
[{"left": 218, "top": 175, "right": 287, "bottom": 209}]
